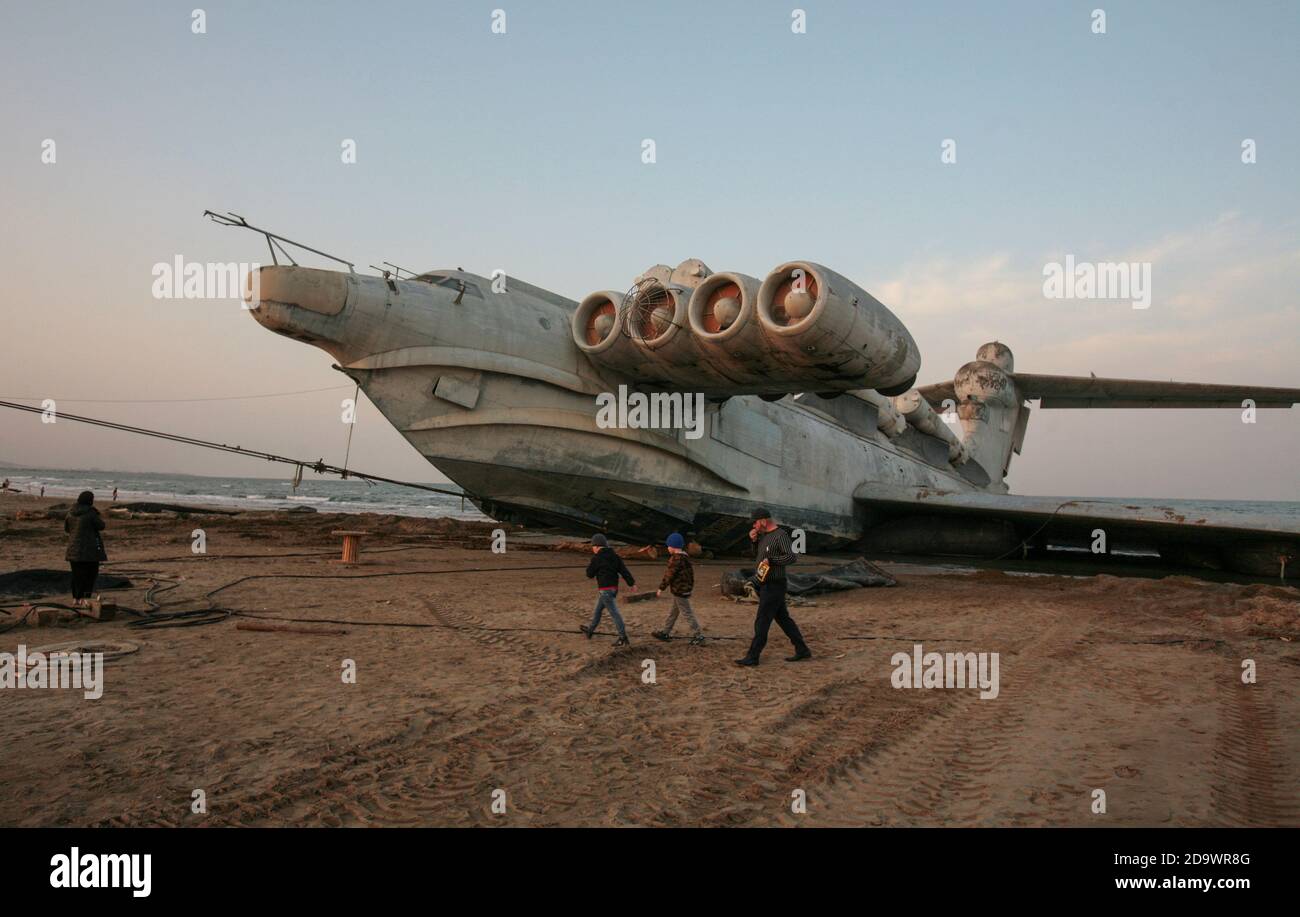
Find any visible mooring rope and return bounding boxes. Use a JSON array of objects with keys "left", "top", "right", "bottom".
[
  {"left": 0, "top": 386, "right": 353, "bottom": 404},
  {"left": 0, "top": 400, "right": 464, "bottom": 499}
]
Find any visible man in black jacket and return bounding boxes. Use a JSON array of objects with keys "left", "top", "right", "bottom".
[
  {"left": 581, "top": 534, "right": 636, "bottom": 646},
  {"left": 735, "top": 508, "right": 811, "bottom": 666}
]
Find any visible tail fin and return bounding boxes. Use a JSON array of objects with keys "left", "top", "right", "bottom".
[
  {"left": 915, "top": 342, "right": 1300, "bottom": 491},
  {"left": 949, "top": 343, "right": 1024, "bottom": 491}
]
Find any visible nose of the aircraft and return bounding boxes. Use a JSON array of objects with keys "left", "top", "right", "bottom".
[
  {"left": 245, "top": 265, "right": 350, "bottom": 316},
  {"left": 243, "top": 264, "right": 474, "bottom": 366},
  {"left": 244, "top": 265, "right": 368, "bottom": 361}
]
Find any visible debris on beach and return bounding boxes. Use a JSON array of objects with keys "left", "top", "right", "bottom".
[
  {"left": 720, "top": 557, "right": 897, "bottom": 602},
  {"left": 235, "top": 620, "right": 349, "bottom": 636},
  {"left": 108, "top": 502, "right": 242, "bottom": 518}
]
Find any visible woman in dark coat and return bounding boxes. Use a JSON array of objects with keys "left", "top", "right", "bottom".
[{"left": 64, "top": 491, "right": 106, "bottom": 604}]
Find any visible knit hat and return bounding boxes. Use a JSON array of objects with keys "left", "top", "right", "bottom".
[
  {"left": 591, "top": 533, "right": 608, "bottom": 547},
  {"left": 749, "top": 507, "right": 771, "bottom": 521},
  {"left": 665, "top": 532, "right": 685, "bottom": 550},
  {"left": 77, "top": 491, "right": 94, "bottom": 506}
]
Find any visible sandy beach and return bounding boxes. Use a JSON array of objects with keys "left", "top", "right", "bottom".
[{"left": 2, "top": 493, "right": 1297, "bottom": 828}]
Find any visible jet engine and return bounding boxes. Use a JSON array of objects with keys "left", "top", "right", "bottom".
[
  {"left": 757, "top": 261, "right": 919, "bottom": 396},
  {"left": 686, "top": 271, "right": 769, "bottom": 384},
  {"left": 617, "top": 270, "right": 736, "bottom": 389},
  {"left": 572, "top": 290, "right": 642, "bottom": 366},
  {"left": 894, "top": 389, "right": 970, "bottom": 464},
  {"left": 572, "top": 259, "right": 921, "bottom": 398}
]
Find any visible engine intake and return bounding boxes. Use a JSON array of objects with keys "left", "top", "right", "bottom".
[
  {"left": 573, "top": 291, "right": 641, "bottom": 366},
  {"left": 757, "top": 261, "right": 920, "bottom": 396},
  {"left": 686, "top": 272, "right": 769, "bottom": 385}
]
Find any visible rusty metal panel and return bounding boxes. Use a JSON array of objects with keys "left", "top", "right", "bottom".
[
  {"left": 710, "top": 400, "right": 781, "bottom": 466},
  {"left": 433, "top": 372, "right": 482, "bottom": 410}
]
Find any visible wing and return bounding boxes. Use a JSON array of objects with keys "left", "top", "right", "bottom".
[
  {"left": 853, "top": 483, "right": 1300, "bottom": 576},
  {"left": 916, "top": 375, "right": 1300, "bottom": 410}
]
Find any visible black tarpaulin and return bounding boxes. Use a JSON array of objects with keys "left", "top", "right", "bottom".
[{"left": 720, "top": 557, "right": 896, "bottom": 597}]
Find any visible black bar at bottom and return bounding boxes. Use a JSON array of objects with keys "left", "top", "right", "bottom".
[{"left": 2, "top": 826, "right": 1287, "bottom": 902}]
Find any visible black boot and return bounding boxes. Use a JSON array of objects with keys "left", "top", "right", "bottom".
[
  {"left": 734, "top": 656, "right": 759, "bottom": 667},
  {"left": 784, "top": 648, "right": 812, "bottom": 662}
]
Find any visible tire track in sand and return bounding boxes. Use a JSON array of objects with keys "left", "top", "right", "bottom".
[
  {"left": 772, "top": 611, "right": 1080, "bottom": 827},
  {"left": 265, "top": 598, "right": 587, "bottom": 826},
  {"left": 424, "top": 598, "right": 585, "bottom": 680},
  {"left": 1209, "top": 674, "right": 1298, "bottom": 826},
  {"left": 96, "top": 598, "right": 585, "bottom": 826}
]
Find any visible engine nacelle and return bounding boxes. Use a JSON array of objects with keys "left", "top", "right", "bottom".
[
  {"left": 854, "top": 390, "right": 907, "bottom": 437},
  {"left": 619, "top": 264, "right": 735, "bottom": 389},
  {"left": 686, "top": 271, "right": 770, "bottom": 385},
  {"left": 894, "top": 389, "right": 969, "bottom": 463},
  {"left": 573, "top": 290, "right": 641, "bottom": 366},
  {"left": 757, "top": 261, "right": 920, "bottom": 396},
  {"left": 573, "top": 259, "right": 921, "bottom": 398}
]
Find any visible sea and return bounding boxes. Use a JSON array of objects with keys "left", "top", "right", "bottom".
[
  {"left": 2, "top": 465, "right": 1297, "bottom": 526},
  {"left": 0, "top": 466, "right": 487, "bottom": 520}
]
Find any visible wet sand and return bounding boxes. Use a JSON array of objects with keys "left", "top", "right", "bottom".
[{"left": 1, "top": 494, "right": 1297, "bottom": 827}]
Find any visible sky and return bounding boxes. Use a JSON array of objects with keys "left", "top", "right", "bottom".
[{"left": 0, "top": 0, "right": 1297, "bottom": 500}]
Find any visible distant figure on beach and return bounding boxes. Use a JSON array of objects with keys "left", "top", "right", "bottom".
[
  {"left": 1, "top": 478, "right": 9, "bottom": 492},
  {"left": 40, "top": 485, "right": 45, "bottom": 497},
  {"left": 734, "top": 507, "right": 811, "bottom": 667},
  {"left": 112, "top": 487, "right": 118, "bottom": 502},
  {"left": 581, "top": 533, "right": 635, "bottom": 646},
  {"left": 64, "top": 491, "right": 107, "bottom": 606}
]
